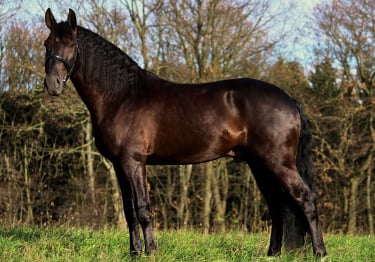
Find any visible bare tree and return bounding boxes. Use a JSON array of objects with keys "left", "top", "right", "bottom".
[
  {"left": 158, "top": 0, "right": 282, "bottom": 82},
  {"left": 312, "top": 0, "right": 375, "bottom": 233},
  {"left": 0, "top": 0, "right": 21, "bottom": 29}
]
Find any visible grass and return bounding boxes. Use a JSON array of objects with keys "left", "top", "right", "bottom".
[{"left": 0, "top": 227, "right": 374, "bottom": 261}]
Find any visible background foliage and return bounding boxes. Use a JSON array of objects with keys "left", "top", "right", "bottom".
[{"left": 0, "top": 0, "right": 374, "bottom": 236}]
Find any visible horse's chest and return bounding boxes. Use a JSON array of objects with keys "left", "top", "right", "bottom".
[
  {"left": 93, "top": 117, "right": 152, "bottom": 160},
  {"left": 92, "top": 123, "right": 126, "bottom": 159}
]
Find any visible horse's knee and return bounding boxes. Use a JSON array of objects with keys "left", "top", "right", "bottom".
[
  {"left": 137, "top": 207, "right": 152, "bottom": 226},
  {"left": 294, "top": 188, "right": 319, "bottom": 222}
]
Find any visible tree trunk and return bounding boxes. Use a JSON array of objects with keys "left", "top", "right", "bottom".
[
  {"left": 347, "top": 176, "right": 359, "bottom": 234},
  {"left": 251, "top": 174, "right": 261, "bottom": 232},
  {"left": 367, "top": 107, "right": 374, "bottom": 234},
  {"left": 367, "top": 172, "right": 373, "bottom": 234},
  {"left": 22, "top": 144, "right": 33, "bottom": 225},
  {"left": 355, "top": 137, "right": 374, "bottom": 234},
  {"left": 203, "top": 162, "right": 213, "bottom": 234},
  {"left": 177, "top": 164, "right": 192, "bottom": 228},
  {"left": 241, "top": 166, "right": 252, "bottom": 232},
  {"left": 212, "top": 159, "right": 228, "bottom": 233},
  {"left": 85, "top": 121, "right": 96, "bottom": 210},
  {"left": 103, "top": 158, "right": 126, "bottom": 229}
]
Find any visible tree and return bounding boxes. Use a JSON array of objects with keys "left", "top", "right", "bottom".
[
  {"left": 2, "top": 21, "right": 45, "bottom": 93},
  {"left": 121, "top": 0, "right": 164, "bottom": 70},
  {"left": 0, "top": 0, "right": 21, "bottom": 29},
  {"left": 158, "top": 0, "right": 281, "bottom": 82},
  {"left": 311, "top": 0, "right": 375, "bottom": 233},
  {"left": 309, "top": 56, "right": 339, "bottom": 98},
  {"left": 83, "top": 0, "right": 132, "bottom": 47},
  {"left": 264, "top": 56, "right": 310, "bottom": 100}
]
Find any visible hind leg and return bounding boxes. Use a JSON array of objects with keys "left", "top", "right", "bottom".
[
  {"left": 247, "top": 162, "right": 283, "bottom": 256},
  {"left": 269, "top": 163, "right": 326, "bottom": 257}
]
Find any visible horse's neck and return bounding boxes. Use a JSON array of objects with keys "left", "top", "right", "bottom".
[
  {"left": 69, "top": 75, "right": 104, "bottom": 124},
  {"left": 71, "top": 27, "right": 150, "bottom": 124}
]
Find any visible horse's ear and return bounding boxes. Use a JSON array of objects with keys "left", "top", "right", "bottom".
[
  {"left": 45, "top": 8, "right": 56, "bottom": 30},
  {"left": 67, "top": 9, "right": 77, "bottom": 34}
]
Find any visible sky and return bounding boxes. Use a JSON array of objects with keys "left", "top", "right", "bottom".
[
  {"left": 276, "top": 0, "right": 324, "bottom": 63},
  {"left": 12, "top": 0, "right": 324, "bottom": 66}
]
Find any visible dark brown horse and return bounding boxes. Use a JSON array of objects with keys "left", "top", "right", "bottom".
[{"left": 43, "top": 9, "right": 326, "bottom": 257}]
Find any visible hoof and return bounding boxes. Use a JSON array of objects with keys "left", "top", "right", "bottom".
[
  {"left": 267, "top": 249, "right": 281, "bottom": 257},
  {"left": 146, "top": 249, "right": 157, "bottom": 256},
  {"left": 130, "top": 250, "right": 142, "bottom": 258},
  {"left": 314, "top": 249, "right": 327, "bottom": 258}
]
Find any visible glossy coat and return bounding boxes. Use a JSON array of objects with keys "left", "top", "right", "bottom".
[{"left": 43, "top": 9, "right": 326, "bottom": 257}]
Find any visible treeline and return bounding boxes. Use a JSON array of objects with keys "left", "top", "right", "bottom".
[{"left": 0, "top": 0, "right": 373, "bottom": 234}]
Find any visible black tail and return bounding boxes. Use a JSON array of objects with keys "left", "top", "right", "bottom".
[
  {"left": 282, "top": 100, "right": 313, "bottom": 250},
  {"left": 295, "top": 101, "right": 314, "bottom": 189}
]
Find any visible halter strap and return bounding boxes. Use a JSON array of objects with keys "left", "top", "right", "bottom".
[{"left": 45, "top": 43, "right": 79, "bottom": 88}]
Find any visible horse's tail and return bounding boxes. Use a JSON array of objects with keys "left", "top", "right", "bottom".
[{"left": 282, "top": 99, "right": 313, "bottom": 249}]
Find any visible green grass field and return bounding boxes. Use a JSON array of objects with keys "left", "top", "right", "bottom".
[{"left": 0, "top": 227, "right": 374, "bottom": 261}]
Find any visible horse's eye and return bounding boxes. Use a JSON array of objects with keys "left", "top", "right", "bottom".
[{"left": 55, "top": 37, "right": 60, "bottom": 43}]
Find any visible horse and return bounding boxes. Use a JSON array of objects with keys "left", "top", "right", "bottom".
[{"left": 43, "top": 8, "right": 326, "bottom": 257}]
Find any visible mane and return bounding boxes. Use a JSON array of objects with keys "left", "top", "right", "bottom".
[{"left": 76, "top": 26, "right": 146, "bottom": 97}]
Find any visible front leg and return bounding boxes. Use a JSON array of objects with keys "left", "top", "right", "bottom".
[
  {"left": 114, "top": 163, "right": 142, "bottom": 256},
  {"left": 121, "top": 157, "right": 157, "bottom": 255}
]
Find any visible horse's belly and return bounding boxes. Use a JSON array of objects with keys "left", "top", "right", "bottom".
[
  {"left": 146, "top": 151, "right": 222, "bottom": 165},
  {"left": 146, "top": 127, "right": 245, "bottom": 165}
]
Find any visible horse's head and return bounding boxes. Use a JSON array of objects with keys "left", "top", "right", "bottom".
[{"left": 44, "top": 8, "right": 79, "bottom": 96}]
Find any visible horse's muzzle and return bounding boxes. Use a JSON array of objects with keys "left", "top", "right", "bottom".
[{"left": 44, "top": 76, "right": 64, "bottom": 96}]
